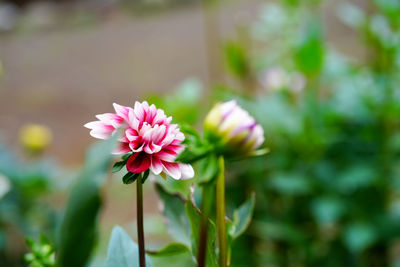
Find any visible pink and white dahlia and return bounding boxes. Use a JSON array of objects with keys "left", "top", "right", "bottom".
[{"left": 84, "top": 101, "right": 194, "bottom": 180}]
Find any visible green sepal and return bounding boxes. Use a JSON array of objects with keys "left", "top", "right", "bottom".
[
  {"left": 176, "top": 127, "right": 212, "bottom": 164},
  {"left": 122, "top": 172, "right": 140, "bottom": 184},
  {"left": 112, "top": 161, "right": 126, "bottom": 173},
  {"left": 121, "top": 152, "right": 133, "bottom": 161}
]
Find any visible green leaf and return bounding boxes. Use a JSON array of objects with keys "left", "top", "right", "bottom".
[
  {"left": 198, "top": 154, "right": 219, "bottom": 184},
  {"left": 155, "top": 184, "right": 191, "bottom": 246},
  {"left": 175, "top": 147, "right": 209, "bottom": 164},
  {"left": 225, "top": 41, "right": 249, "bottom": 78},
  {"left": 122, "top": 172, "right": 140, "bottom": 184},
  {"left": 147, "top": 242, "right": 190, "bottom": 257},
  {"left": 232, "top": 192, "right": 255, "bottom": 239},
  {"left": 294, "top": 17, "right": 324, "bottom": 76},
  {"left": 112, "top": 161, "right": 126, "bottom": 173},
  {"left": 106, "top": 225, "right": 153, "bottom": 267},
  {"left": 179, "top": 124, "right": 201, "bottom": 139},
  {"left": 57, "top": 137, "right": 117, "bottom": 267},
  {"left": 343, "top": 223, "right": 377, "bottom": 253},
  {"left": 121, "top": 152, "right": 132, "bottom": 161},
  {"left": 176, "top": 130, "right": 212, "bottom": 164},
  {"left": 185, "top": 200, "right": 218, "bottom": 267}
]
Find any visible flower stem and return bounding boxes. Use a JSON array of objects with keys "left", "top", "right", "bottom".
[
  {"left": 197, "top": 183, "right": 213, "bottom": 267},
  {"left": 216, "top": 156, "right": 227, "bottom": 267},
  {"left": 137, "top": 177, "right": 146, "bottom": 267}
]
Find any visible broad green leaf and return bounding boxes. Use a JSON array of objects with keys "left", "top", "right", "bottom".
[
  {"left": 112, "top": 161, "right": 126, "bottom": 173},
  {"left": 57, "top": 138, "right": 116, "bottom": 267},
  {"left": 232, "top": 192, "right": 255, "bottom": 239},
  {"left": 155, "top": 184, "right": 191, "bottom": 246},
  {"left": 185, "top": 200, "right": 218, "bottom": 267},
  {"left": 147, "top": 242, "right": 190, "bottom": 257},
  {"left": 122, "top": 172, "right": 140, "bottom": 184},
  {"left": 294, "top": 16, "right": 324, "bottom": 76},
  {"left": 106, "top": 225, "right": 152, "bottom": 267}
]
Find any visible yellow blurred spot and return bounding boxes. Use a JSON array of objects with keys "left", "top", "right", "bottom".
[{"left": 19, "top": 124, "right": 53, "bottom": 153}]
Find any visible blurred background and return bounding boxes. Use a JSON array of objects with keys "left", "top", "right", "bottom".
[{"left": 1, "top": 0, "right": 400, "bottom": 266}]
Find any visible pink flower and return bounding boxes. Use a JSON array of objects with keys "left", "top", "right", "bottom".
[{"left": 85, "top": 101, "right": 194, "bottom": 180}]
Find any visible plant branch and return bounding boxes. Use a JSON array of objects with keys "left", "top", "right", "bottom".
[
  {"left": 216, "top": 156, "right": 227, "bottom": 267},
  {"left": 197, "top": 183, "right": 213, "bottom": 267},
  {"left": 137, "top": 176, "right": 146, "bottom": 267}
]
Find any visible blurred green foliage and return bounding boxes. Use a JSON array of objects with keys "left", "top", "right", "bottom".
[
  {"left": 0, "top": 142, "right": 60, "bottom": 266},
  {"left": 149, "top": 0, "right": 400, "bottom": 266},
  {"left": 3, "top": 0, "right": 400, "bottom": 266},
  {"left": 56, "top": 137, "right": 117, "bottom": 267},
  {"left": 24, "top": 235, "right": 55, "bottom": 267}
]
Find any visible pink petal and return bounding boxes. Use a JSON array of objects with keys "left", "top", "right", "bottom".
[
  {"left": 144, "top": 142, "right": 162, "bottom": 154},
  {"left": 128, "top": 109, "right": 140, "bottom": 130},
  {"left": 112, "top": 142, "right": 131, "bottom": 155},
  {"left": 161, "top": 161, "right": 181, "bottom": 180},
  {"left": 125, "top": 128, "right": 139, "bottom": 142},
  {"left": 129, "top": 142, "right": 144, "bottom": 152},
  {"left": 179, "top": 163, "right": 194, "bottom": 179},
  {"left": 84, "top": 121, "right": 114, "bottom": 140},
  {"left": 113, "top": 103, "right": 131, "bottom": 121},
  {"left": 95, "top": 113, "right": 124, "bottom": 128},
  {"left": 150, "top": 156, "right": 163, "bottom": 175},
  {"left": 134, "top": 101, "right": 146, "bottom": 122},
  {"left": 155, "top": 150, "right": 177, "bottom": 162},
  {"left": 126, "top": 152, "right": 151, "bottom": 173}
]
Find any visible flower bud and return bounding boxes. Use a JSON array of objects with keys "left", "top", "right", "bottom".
[
  {"left": 19, "top": 124, "right": 52, "bottom": 153},
  {"left": 204, "top": 100, "right": 264, "bottom": 157}
]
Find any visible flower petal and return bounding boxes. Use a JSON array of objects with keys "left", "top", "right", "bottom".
[
  {"left": 150, "top": 156, "right": 163, "bottom": 175},
  {"left": 126, "top": 152, "right": 151, "bottom": 173},
  {"left": 179, "top": 163, "right": 194, "bottom": 179},
  {"left": 112, "top": 142, "right": 131, "bottom": 155},
  {"left": 161, "top": 161, "right": 181, "bottom": 180}
]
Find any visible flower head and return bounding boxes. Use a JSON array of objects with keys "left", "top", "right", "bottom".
[
  {"left": 204, "top": 100, "right": 264, "bottom": 157},
  {"left": 85, "top": 101, "right": 194, "bottom": 180}
]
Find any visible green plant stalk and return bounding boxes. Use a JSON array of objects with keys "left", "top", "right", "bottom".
[
  {"left": 216, "top": 156, "right": 227, "bottom": 267},
  {"left": 197, "top": 183, "right": 213, "bottom": 267},
  {"left": 137, "top": 176, "right": 146, "bottom": 267}
]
